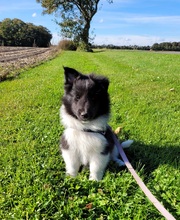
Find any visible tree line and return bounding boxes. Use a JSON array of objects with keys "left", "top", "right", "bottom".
[
  {"left": 92, "top": 44, "right": 151, "bottom": 50},
  {"left": 92, "top": 43, "right": 180, "bottom": 51},
  {"left": 151, "top": 42, "right": 180, "bottom": 51},
  {"left": 0, "top": 18, "right": 52, "bottom": 47}
]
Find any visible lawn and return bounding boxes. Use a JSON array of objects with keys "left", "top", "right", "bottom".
[{"left": 0, "top": 50, "right": 179, "bottom": 219}]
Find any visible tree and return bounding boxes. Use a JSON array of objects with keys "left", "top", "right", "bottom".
[
  {"left": 0, "top": 18, "right": 52, "bottom": 47},
  {"left": 151, "top": 42, "right": 180, "bottom": 51},
  {"left": 0, "top": 22, "right": 4, "bottom": 46},
  {"left": 36, "top": 0, "right": 113, "bottom": 51},
  {"left": 151, "top": 43, "right": 160, "bottom": 51},
  {"left": 35, "top": 25, "right": 52, "bottom": 47}
]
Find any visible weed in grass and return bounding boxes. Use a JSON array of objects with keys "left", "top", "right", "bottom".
[{"left": 0, "top": 50, "right": 179, "bottom": 219}]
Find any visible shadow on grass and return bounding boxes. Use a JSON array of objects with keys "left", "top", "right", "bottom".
[
  {"left": 106, "top": 140, "right": 179, "bottom": 177},
  {"left": 126, "top": 141, "right": 179, "bottom": 173}
]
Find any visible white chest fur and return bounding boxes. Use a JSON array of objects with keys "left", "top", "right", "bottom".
[{"left": 63, "top": 128, "right": 108, "bottom": 165}]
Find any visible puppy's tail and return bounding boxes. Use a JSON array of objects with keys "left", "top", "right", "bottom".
[
  {"left": 121, "top": 140, "right": 133, "bottom": 149},
  {"left": 112, "top": 139, "right": 133, "bottom": 167}
]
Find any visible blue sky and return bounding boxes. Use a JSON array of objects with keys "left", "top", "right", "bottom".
[{"left": 0, "top": 0, "right": 180, "bottom": 46}]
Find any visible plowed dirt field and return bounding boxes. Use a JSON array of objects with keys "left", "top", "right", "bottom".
[{"left": 0, "top": 46, "right": 56, "bottom": 81}]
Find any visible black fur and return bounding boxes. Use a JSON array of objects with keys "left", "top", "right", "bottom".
[
  {"left": 62, "top": 67, "right": 110, "bottom": 121},
  {"left": 61, "top": 135, "right": 69, "bottom": 150}
]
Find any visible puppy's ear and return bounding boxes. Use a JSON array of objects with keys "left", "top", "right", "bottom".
[
  {"left": 90, "top": 74, "right": 109, "bottom": 92},
  {"left": 63, "top": 67, "right": 80, "bottom": 85},
  {"left": 100, "top": 77, "right": 109, "bottom": 92}
]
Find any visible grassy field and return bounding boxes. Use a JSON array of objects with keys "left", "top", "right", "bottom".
[{"left": 0, "top": 50, "right": 179, "bottom": 219}]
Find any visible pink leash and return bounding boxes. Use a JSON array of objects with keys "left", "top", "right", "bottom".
[{"left": 110, "top": 127, "right": 176, "bottom": 220}]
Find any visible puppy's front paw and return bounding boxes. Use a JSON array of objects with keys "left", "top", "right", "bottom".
[
  {"left": 89, "top": 172, "right": 103, "bottom": 181},
  {"left": 66, "top": 171, "right": 78, "bottom": 178},
  {"left": 89, "top": 176, "right": 99, "bottom": 181},
  {"left": 89, "top": 176, "right": 101, "bottom": 181}
]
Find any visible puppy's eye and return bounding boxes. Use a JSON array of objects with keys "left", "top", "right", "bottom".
[{"left": 75, "top": 95, "right": 80, "bottom": 101}]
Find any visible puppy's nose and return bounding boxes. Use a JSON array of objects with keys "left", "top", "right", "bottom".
[{"left": 80, "top": 112, "right": 89, "bottom": 120}]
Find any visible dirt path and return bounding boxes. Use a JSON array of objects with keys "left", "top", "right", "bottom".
[{"left": 0, "top": 46, "right": 57, "bottom": 81}]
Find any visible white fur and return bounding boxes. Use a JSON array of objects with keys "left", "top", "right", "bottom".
[
  {"left": 60, "top": 105, "right": 133, "bottom": 181},
  {"left": 60, "top": 105, "right": 109, "bottom": 132}
]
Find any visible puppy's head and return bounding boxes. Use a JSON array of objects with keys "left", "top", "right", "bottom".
[{"left": 62, "top": 67, "right": 110, "bottom": 121}]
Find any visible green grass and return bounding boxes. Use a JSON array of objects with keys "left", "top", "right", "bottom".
[{"left": 0, "top": 50, "right": 179, "bottom": 219}]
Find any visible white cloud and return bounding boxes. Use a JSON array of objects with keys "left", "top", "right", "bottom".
[
  {"left": 32, "top": 13, "right": 37, "bottom": 18},
  {"left": 51, "top": 33, "right": 62, "bottom": 45},
  {"left": 50, "top": 32, "right": 179, "bottom": 46}
]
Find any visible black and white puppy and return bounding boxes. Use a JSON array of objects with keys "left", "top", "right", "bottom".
[{"left": 60, "top": 67, "right": 132, "bottom": 181}]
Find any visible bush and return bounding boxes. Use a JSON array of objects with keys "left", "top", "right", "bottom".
[
  {"left": 57, "top": 39, "right": 77, "bottom": 51},
  {"left": 77, "top": 42, "right": 93, "bottom": 52}
]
